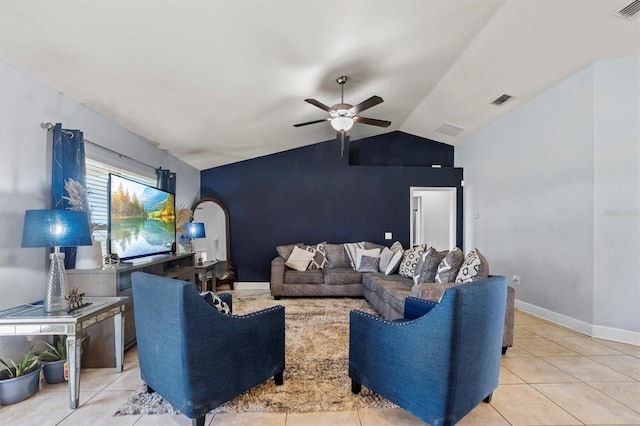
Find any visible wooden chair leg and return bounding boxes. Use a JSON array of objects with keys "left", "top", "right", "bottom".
[
  {"left": 502, "top": 346, "right": 508, "bottom": 355},
  {"left": 483, "top": 393, "right": 493, "bottom": 403},
  {"left": 274, "top": 371, "right": 284, "bottom": 385},
  {"left": 351, "top": 380, "right": 362, "bottom": 394}
]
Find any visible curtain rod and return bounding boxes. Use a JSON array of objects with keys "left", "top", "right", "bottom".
[{"left": 42, "top": 122, "right": 158, "bottom": 172}]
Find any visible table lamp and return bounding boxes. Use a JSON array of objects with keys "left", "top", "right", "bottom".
[
  {"left": 22, "top": 209, "right": 92, "bottom": 313},
  {"left": 184, "top": 222, "right": 206, "bottom": 257}
]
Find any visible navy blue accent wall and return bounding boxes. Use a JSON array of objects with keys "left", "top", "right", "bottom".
[
  {"left": 349, "top": 131, "right": 455, "bottom": 167},
  {"left": 200, "top": 131, "right": 463, "bottom": 282}
]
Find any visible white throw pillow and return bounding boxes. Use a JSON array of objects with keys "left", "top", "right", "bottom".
[
  {"left": 384, "top": 250, "right": 404, "bottom": 275},
  {"left": 285, "top": 245, "right": 315, "bottom": 271},
  {"left": 355, "top": 248, "right": 381, "bottom": 270},
  {"left": 344, "top": 242, "right": 365, "bottom": 269}
]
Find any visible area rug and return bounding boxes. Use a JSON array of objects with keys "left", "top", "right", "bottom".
[{"left": 115, "top": 297, "right": 397, "bottom": 415}]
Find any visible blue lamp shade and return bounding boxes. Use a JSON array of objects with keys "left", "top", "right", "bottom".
[
  {"left": 184, "top": 222, "right": 206, "bottom": 239},
  {"left": 22, "top": 210, "right": 93, "bottom": 248}
]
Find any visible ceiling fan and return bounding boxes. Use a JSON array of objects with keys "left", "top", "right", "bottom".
[{"left": 294, "top": 75, "right": 391, "bottom": 156}]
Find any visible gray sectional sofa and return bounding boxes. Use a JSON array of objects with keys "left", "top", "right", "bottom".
[{"left": 270, "top": 243, "right": 515, "bottom": 352}]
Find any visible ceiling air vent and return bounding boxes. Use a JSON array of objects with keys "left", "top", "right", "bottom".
[
  {"left": 616, "top": 0, "right": 640, "bottom": 19},
  {"left": 491, "top": 94, "right": 513, "bottom": 106},
  {"left": 435, "top": 122, "right": 466, "bottom": 137}
]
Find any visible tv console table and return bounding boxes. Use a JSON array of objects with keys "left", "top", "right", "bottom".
[
  {"left": 66, "top": 253, "right": 195, "bottom": 367},
  {"left": 0, "top": 297, "right": 126, "bottom": 409}
]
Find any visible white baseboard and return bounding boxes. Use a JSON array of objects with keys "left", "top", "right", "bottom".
[
  {"left": 233, "top": 282, "right": 270, "bottom": 290},
  {"left": 515, "top": 299, "right": 640, "bottom": 346}
]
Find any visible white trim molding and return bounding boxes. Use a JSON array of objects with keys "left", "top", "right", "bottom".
[
  {"left": 515, "top": 299, "right": 640, "bottom": 346},
  {"left": 233, "top": 282, "right": 270, "bottom": 290}
]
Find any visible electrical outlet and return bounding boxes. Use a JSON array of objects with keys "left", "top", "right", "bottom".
[
  {"left": 513, "top": 274, "right": 520, "bottom": 285},
  {"left": 384, "top": 232, "right": 392, "bottom": 240}
]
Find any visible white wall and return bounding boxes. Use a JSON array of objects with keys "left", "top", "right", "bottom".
[
  {"left": 0, "top": 60, "right": 200, "bottom": 358},
  {"left": 457, "top": 56, "right": 639, "bottom": 344},
  {"left": 592, "top": 56, "right": 640, "bottom": 338}
]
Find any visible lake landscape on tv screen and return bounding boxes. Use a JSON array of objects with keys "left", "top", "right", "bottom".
[{"left": 109, "top": 174, "right": 176, "bottom": 260}]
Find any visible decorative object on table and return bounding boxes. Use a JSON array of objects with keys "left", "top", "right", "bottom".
[
  {"left": 37, "top": 338, "right": 68, "bottom": 384},
  {"left": 65, "top": 287, "right": 91, "bottom": 312},
  {"left": 103, "top": 253, "right": 120, "bottom": 269},
  {"left": 21, "top": 209, "right": 93, "bottom": 313},
  {"left": 63, "top": 179, "right": 103, "bottom": 270},
  {"left": 0, "top": 348, "right": 42, "bottom": 405},
  {"left": 183, "top": 222, "right": 205, "bottom": 254}
]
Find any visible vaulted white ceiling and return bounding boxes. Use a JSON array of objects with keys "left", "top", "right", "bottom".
[{"left": 1, "top": 0, "right": 638, "bottom": 170}]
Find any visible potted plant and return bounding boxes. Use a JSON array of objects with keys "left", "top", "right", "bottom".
[
  {"left": 38, "top": 338, "right": 67, "bottom": 384},
  {"left": 0, "top": 348, "right": 42, "bottom": 405}
]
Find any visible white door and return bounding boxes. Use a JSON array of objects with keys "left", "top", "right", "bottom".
[{"left": 410, "top": 187, "right": 456, "bottom": 250}]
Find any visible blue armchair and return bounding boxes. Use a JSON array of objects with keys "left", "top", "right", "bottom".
[
  {"left": 349, "top": 276, "right": 508, "bottom": 426},
  {"left": 131, "top": 272, "right": 285, "bottom": 426}
]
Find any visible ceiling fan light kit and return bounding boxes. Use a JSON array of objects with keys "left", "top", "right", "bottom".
[{"left": 294, "top": 75, "right": 391, "bottom": 153}]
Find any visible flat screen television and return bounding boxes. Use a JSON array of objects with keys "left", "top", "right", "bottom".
[{"left": 108, "top": 174, "right": 176, "bottom": 261}]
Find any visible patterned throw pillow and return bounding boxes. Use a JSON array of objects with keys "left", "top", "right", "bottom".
[
  {"left": 413, "top": 247, "right": 444, "bottom": 285},
  {"left": 285, "top": 246, "right": 315, "bottom": 271},
  {"left": 357, "top": 255, "right": 380, "bottom": 273},
  {"left": 455, "top": 248, "right": 490, "bottom": 283},
  {"left": 344, "top": 242, "right": 365, "bottom": 269},
  {"left": 399, "top": 244, "right": 426, "bottom": 278},
  {"left": 355, "top": 247, "right": 381, "bottom": 270},
  {"left": 201, "top": 291, "right": 230, "bottom": 314},
  {"left": 435, "top": 247, "right": 465, "bottom": 283},
  {"left": 305, "top": 242, "right": 328, "bottom": 269}
]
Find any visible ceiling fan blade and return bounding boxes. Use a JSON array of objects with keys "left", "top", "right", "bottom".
[
  {"left": 305, "top": 98, "right": 333, "bottom": 113},
  {"left": 293, "top": 118, "right": 331, "bottom": 127},
  {"left": 354, "top": 116, "right": 392, "bottom": 128},
  {"left": 350, "top": 96, "right": 383, "bottom": 114}
]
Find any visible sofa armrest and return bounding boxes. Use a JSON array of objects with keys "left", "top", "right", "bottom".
[
  {"left": 404, "top": 297, "right": 438, "bottom": 320},
  {"left": 270, "top": 256, "right": 286, "bottom": 296}
]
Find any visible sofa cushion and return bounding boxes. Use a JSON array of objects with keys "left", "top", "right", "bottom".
[
  {"left": 344, "top": 242, "right": 365, "bottom": 269},
  {"left": 455, "top": 248, "right": 490, "bottom": 283},
  {"left": 357, "top": 255, "right": 380, "bottom": 272},
  {"left": 323, "top": 268, "right": 362, "bottom": 285},
  {"left": 435, "top": 247, "right": 465, "bottom": 283},
  {"left": 284, "top": 268, "right": 324, "bottom": 284},
  {"left": 364, "top": 241, "right": 387, "bottom": 251},
  {"left": 363, "top": 273, "right": 413, "bottom": 318},
  {"left": 304, "top": 242, "right": 328, "bottom": 269},
  {"left": 399, "top": 244, "right": 427, "bottom": 278},
  {"left": 276, "top": 243, "right": 303, "bottom": 260},
  {"left": 285, "top": 246, "right": 315, "bottom": 271},
  {"left": 325, "top": 243, "right": 351, "bottom": 268}
]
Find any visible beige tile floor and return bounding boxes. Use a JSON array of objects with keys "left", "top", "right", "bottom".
[{"left": 1, "top": 289, "right": 639, "bottom": 425}]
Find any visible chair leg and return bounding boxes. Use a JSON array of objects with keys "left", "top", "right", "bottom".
[
  {"left": 483, "top": 393, "right": 493, "bottom": 403},
  {"left": 191, "top": 415, "right": 205, "bottom": 426},
  {"left": 274, "top": 371, "right": 284, "bottom": 386},
  {"left": 502, "top": 346, "right": 508, "bottom": 355},
  {"left": 351, "top": 379, "right": 362, "bottom": 394},
  {"left": 146, "top": 384, "right": 155, "bottom": 394}
]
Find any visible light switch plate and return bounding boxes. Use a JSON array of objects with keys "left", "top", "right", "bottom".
[{"left": 384, "top": 232, "right": 392, "bottom": 240}]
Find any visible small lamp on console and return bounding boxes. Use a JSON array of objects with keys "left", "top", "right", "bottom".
[
  {"left": 22, "top": 209, "right": 92, "bottom": 313},
  {"left": 183, "top": 222, "right": 206, "bottom": 261}
]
